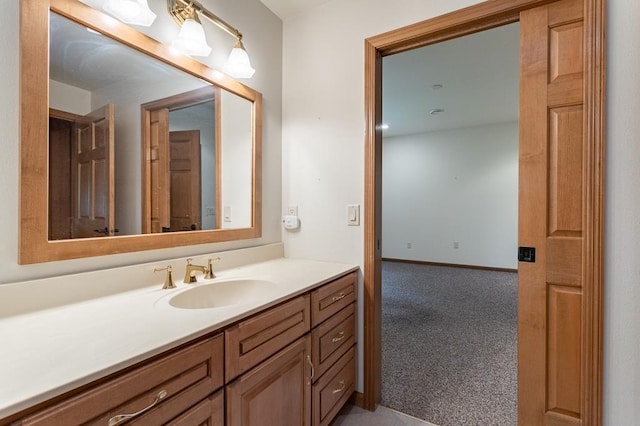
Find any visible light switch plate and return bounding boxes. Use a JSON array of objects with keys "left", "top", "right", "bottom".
[{"left": 347, "top": 204, "right": 360, "bottom": 226}]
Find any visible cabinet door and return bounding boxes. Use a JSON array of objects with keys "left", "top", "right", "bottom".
[{"left": 226, "top": 335, "right": 312, "bottom": 426}]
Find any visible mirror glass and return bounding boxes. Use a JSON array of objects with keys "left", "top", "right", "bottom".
[
  {"left": 19, "top": 0, "right": 262, "bottom": 264},
  {"left": 48, "top": 11, "right": 253, "bottom": 239}
]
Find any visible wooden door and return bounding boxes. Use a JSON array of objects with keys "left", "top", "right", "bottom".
[
  {"left": 226, "top": 335, "right": 312, "bottom": 426},
  {"left": 48, "top": 116, "right": 74, "bottom": 240},
  {"left": 149, "top": 108, "right": 170, "bottom": 233},
  {"left": 70, "top": 104, "right": 114, "bottom": 238},
  {"left": 518, "top": 0, "right": 587, "bottom": 423},
  {"left": 169, "top": 130, "right": 202, "bottom": 231},
  {"left": 363, "top": 0, "right": 604, "bottom": 418}
]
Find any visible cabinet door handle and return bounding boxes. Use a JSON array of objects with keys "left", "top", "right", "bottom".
[
  {"left": 306, "top": 355, "right": 315, "bottom": 385},
  {"left": 332, "top": 380, "right": 346, "bottom": 394},
  {"left": 108, "top": 390, "right": 167, "bottom": 426},
  {"left": 332, "top": 331, "right": 346, "bottom": 343},
  {"left": 331, "top": 292, "right": 346, "bottom": 302}
]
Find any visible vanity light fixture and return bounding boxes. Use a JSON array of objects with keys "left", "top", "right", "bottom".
[
  {"left": 172, "top": 13, "right": 212, "bottom": 57},
  {"left": 102, "top": 0, "right": 157, "bottom": 26},
  {"left": 168, "top": 0, "right": 256, "bottom": 78}
]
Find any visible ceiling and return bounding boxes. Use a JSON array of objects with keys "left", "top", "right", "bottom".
[
  {"left": 259, "top": 0, "right": 334, "bottom": 19},
  {"left": 49, "top": 12, "right": 189, "bottom": 91},
  {"left": 382, "top": 23, "right": 520, "bottom": 138},
  {"left": 257, "top": 0, "right": 520, "bottom": 139}
]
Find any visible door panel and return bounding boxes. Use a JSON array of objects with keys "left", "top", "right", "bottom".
[
  {"left": 169, "top": 130, "right": 202, "bottom": 231},
  {"left": 547, "top": 285, "right": 582, "bottom": 417},
  {"left": 70, "top": 104, "right": 114, "bottom": 238},
  {"left": 149, "top": 108, "right": 170, "bottom": 233},
  {"left": 519, "top": 0, "right": 585, "bottom": 423}
]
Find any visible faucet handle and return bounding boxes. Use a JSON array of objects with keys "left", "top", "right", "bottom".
[
  {"left": 186, "top": 258, "right": 193, "bottom": 266},
  {"left": 154, "top": 265, "right": 176, "bottom": 290},
  {"left": 205, "top": 257, "right": 221, "bottom": 279}
]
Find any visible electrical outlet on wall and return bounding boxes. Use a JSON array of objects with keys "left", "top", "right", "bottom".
[
  {"left": 407, "top": 242, "right": 412, "bottom": 249},
  {"left": 453, "top": 241, "right": 460, "bottom": 249}
]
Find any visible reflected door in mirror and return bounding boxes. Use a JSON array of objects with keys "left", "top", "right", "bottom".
[{"left": 49, "top": 104, "right": 115, "bottom": 240}]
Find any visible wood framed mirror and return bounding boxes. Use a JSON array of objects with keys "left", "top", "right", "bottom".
[{"left": 19, "top": 0, "right": 262, "bottom": 264}]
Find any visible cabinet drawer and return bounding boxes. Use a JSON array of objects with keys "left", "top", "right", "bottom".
[
  {"left": 165, "top": 390, "right": 223, "bottom": 426},
  {"left": 225, "top": 294, "right": 310, "bottom": 382},
  {"left": 20, "top": 334, "right": 223, "bottom": 426},
  {"left": 311, "top": 272, "right": 356, "bottom": 327},
  {"left": 312, "top": 347, "right": 356, "bottom": 426},
  {"left": 311, "top": 304, "right": 355, "bottom": 381}
]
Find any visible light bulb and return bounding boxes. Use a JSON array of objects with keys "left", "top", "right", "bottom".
[
  {"left": 172, "top": 19, "right": 212, "bottom": 57},
  {"left": 102, "top": 0, "right": 156, "bottom": 26},
  {"left": 224, "top": 39, "right": 255, "bottom": 79}
]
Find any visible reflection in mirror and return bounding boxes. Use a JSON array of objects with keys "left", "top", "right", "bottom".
[
  {"left": 142, "top": 86, "right": 220, "bottom": 233},
  {"left": 47, "top": 11, "right": 254, "bottom": 240},
  {"left": 19, "top": 0, "right": 262, "bottom": 264}
]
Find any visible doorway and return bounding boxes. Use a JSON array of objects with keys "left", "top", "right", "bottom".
[
  {"left": 362, "top": 0, "right": 605, "bottom": 424},
  {"left": 141, "top": 86, "right": 221, "bottom": 234},
  {"left": 379, "top": 23, "right": 519, "bottom": 424}
]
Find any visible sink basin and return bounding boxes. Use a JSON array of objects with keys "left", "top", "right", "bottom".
[{"left": 169, "top": 279, "right": 278, "bottom": 309}]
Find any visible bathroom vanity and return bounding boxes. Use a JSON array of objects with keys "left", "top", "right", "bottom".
[{"left": 0, "top": 253, "right": 358, "bottom": 426}]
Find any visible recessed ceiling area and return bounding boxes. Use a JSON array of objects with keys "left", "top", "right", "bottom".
[{"left": 382, "top": 22, "right": 520, "bottom": 138}]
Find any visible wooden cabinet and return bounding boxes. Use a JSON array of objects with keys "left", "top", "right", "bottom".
[
  {"left": 18, "top": 334, "right": 224, "bottom": 425},
  {"left": 310, "top": 272, "right": 357, "bottom": 426},
  {"left": 311, "top": 303, "right": 356, "bottom": 380},
  {"left": 225, "top": 295, "right": 310, "bottom": 382},
  {"left": 226, "top": 336, "right": 312, "bottom": 426},
  {"left": 311, "top": 273, "right": 357, "bottom": 327},
  {"left": 312, "top": 347, "right": 356, "bottom": 426},
  {"left": 9, "top": 271, "right": 357, "bottom": 426},
  {"left": 166, "top": 391, "right": 224, "bottom": 426},
  {"left": 225, "top": 271, "right": 357, "bottom": 426}
]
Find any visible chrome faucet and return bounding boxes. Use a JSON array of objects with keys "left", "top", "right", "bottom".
[{"left": 184, "top": 258, "right": 208, "bottom": 283}]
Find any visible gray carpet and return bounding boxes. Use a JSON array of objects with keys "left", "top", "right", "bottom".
[{"left": 381, "top": 261, "right": 517, "bottom": 426}]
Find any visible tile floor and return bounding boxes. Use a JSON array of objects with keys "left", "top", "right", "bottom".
[{"left": 332, "top": 404, "right": 438, "bottom": 426}]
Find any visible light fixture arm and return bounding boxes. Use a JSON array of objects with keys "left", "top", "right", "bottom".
[{"left": 167, "top": 0, "right": 243, "bottom": 41}]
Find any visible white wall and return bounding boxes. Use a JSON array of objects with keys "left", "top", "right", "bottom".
[
  {"left": 0, "top": 0, "right": 281, "bottom": 283},
  {"left": 221, "top": 91, "right": 254, "bottom": 229},
  {"left": 280, "top": 0, "right": 640, "bottom": 422},
  {"left": 49, "top": 80, "right": 91, "bottom": 114},
  {"left": 604, "top": 0, "right": 640, "bottom": 421},
  {"left": 382, "top": 122, "right": 518, "bottom": 269}
]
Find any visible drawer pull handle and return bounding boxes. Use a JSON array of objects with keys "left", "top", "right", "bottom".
[
  {"left": 332, "top": 292, "right": 346, "bottom": 302},
  {"left": 332, "top": 331, "right": 346, "bottom": 343},
  {"left": 306, "top": 355, "right": 315, "bottom": 385},
  {"left": 332, "top": 380, "right": 346, "bottom": 394},
  {"left": 108, "top": 390, "right": 167, "bottom": 426}
]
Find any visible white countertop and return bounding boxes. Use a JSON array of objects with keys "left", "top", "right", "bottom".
[{"left": 0, "top": 257, "right": 358, "bottom": 420}]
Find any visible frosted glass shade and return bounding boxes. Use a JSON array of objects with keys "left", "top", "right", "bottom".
[
  {"left": 225, "top": 42, "right": 255, "bottom": 79},
  {"left": 102, "top": 0, "right": 156, "bottom": 26},
  {"left": 172, "top": 19, "right": 212, "bottom": 57}
]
